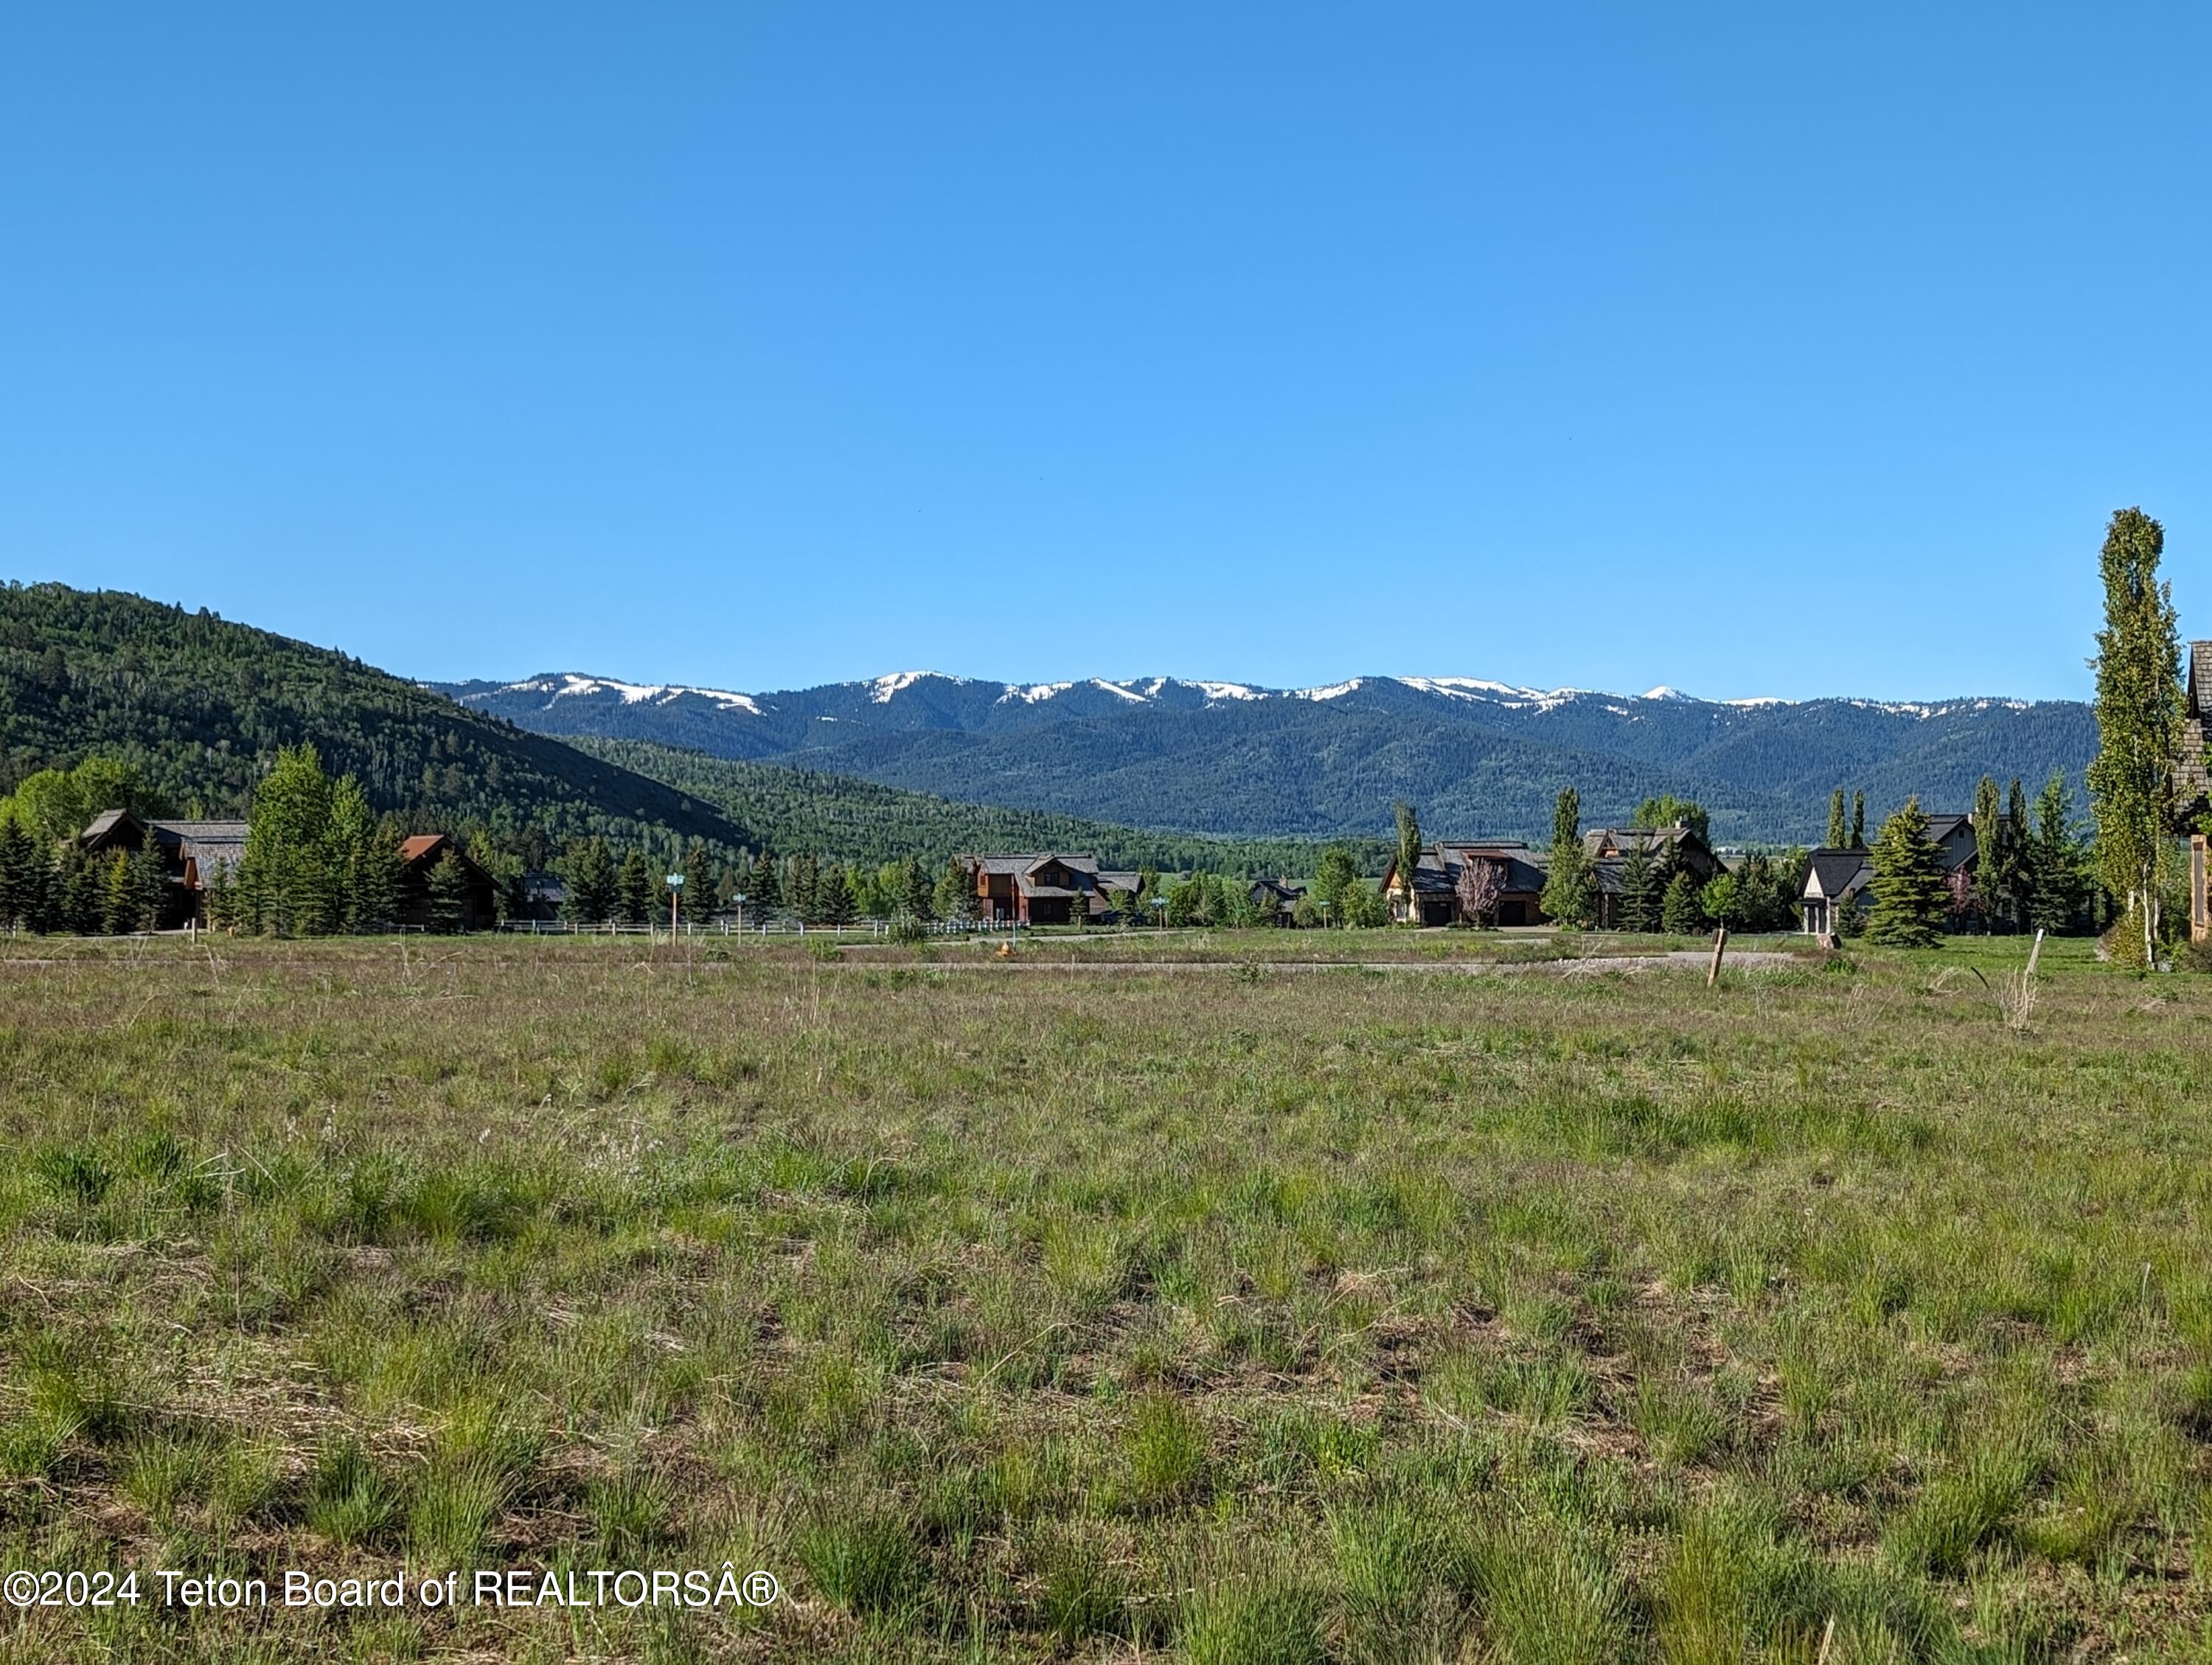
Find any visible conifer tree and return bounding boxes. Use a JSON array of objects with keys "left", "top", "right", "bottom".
[
  {"left": 1541, "top": 788, "right": 1594, "bottom": 928},
  {"left": 681, "top": 842, "right": 716, "bottom": 925},
  {"left": 902, "top": 857, "right": 934, "bottom": 921},
  {"left": 1850, "top": 792, "right": 1865, "bottom": 849},
  {"left": 2087, "top": 506, "right": 2183, "bottom": 964},
  {"left": 748, "top": 850, "right": 781, "bottom": 912},
  {"left": 1866, "top": 797, "right": 1947, "bottom": 948},
  {"left": 933, "top": 858, "right": 975, "bottom": 922},
  {"left": 1660, "top": 869, "right": 1704, "bottom": 934},
  {"left": 787, "top": 852, "right": 818, "bottom": 922},
  {"left": 815, "top": 862, "right": 853, "bottom": 925},
  {"left": 2027, "top": 771, "right": 2082, "bottom": 933},
  {"left": 615, "top": 849, "right": 655, "bottom": 924},
  {"left": 1618, "top": 838, "right": 1660, "bottom": 932},
  {"left": 0, "top": 813, "right": 42, "bottom": 933},
  {"left": 1827, "top": 790, "right": 1847, "bottom": 849},
  {"left": 425, "top": 851, "right": 473, "bottom": 934},
  {"left": 566, "top": 838, "right": 618, "bottom": 925}
]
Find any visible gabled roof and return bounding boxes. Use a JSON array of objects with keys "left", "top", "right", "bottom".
[
  {"left": 1803, "top": 848, "right": 1873, "bottom": 900},
  {"left": 1429, "top": 841, "right": 1548, "bottom": 895},
  {"left": 966, "top": 852, "right": 1100, "bottom": 878},
  {"left": 1582, "top": 825, "right": 1695, "bottom": 858},
  {"left": 398, "top": 834, "right": 449, "bottom": 864},
  {"left": 82, "top": 808, "right": 141, "bottom": 844}
]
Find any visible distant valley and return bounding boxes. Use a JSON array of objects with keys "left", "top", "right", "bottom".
[{"left": 434, "top": 670, "right": 2098, "bottom": 844}]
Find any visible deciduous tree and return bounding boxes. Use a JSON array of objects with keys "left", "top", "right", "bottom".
[
  {"left": 2087, "top": 506, "right": 2183, "bottom": 965},
  {"left": 1541, "top": 788, "right": 1594, "bottom": 929}
]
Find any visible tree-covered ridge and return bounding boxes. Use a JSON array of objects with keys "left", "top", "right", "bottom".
[
  {"left": 572, "top": 735, "right": 1388, "bottom": 875},
  {"left": 442, "top": 668, "right": 2101, "bottom": 843},
  {"left": 0, "top": 582, "right": 749, "bottom": 857}
]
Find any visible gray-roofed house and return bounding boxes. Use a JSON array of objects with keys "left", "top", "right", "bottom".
[
  {"left": 1582, "top": 824, "right": 1722, "bottom": 928},
  {"left": 80, "top": 810, "right": 250, "bottom": 927},
  {"left": 1383, "top": 841, "right": 1550, "bottom": 927},
  {"left": 1798, "top": 812, "right": 1976, "bottom": 934},
  {"left": 959, "top": 853, "right": 1102, "bottom": 925},
  {"left": 1249, "top": 877, "right": 1305, "bottom": 925}
]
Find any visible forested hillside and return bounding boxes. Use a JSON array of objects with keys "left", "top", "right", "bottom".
[
  {"left": 0, "top": 583, "right": 750, "bottom": 858},
  {"left": 445, "top": 670, "right": 2098, "bottom": 842},
  {"left": 579, "top": 737, "right": 1385, "bottom": 874}
]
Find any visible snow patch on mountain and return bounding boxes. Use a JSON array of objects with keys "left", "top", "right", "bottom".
[{"left": 869, "top": 671, "right": 941, "bottom": 703}]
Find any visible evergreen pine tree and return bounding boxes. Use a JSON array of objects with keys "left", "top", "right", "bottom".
[
  {"left": 1850, "top": 793, "right": 1865, "bottom": 849},
  {"left": 2027, "top": 771, "right": 2081, "bottom": 933},
  {"left": 903, "top": 857, "right": 934, "bottom": 921},
  {"left": 681, "top": 843, "right": 717, "bottom": 925},
  {"left": 933, "top": 858, "right": 974, "bottom": 922},
  {"left": 566, "top": 838, "right": 618, "bottom": 925},
  {"left": 1540, "top": 787, "right": 1594, "bottom": 928},
  {"left": 58, "top": 844, "right": 102, "bottom": 934},
  {"left": 425, "top": 851, "right": 473, "bottom": 934},
  {"left": 1619, "top": 838, "right": 1660, "bottom": 932},
  {"left": 2087, "top": 506, "right": 2183, "bottom": 964},
  {"left": 99, "top": 851, "right": 136, "bottom": 934},
  {"left": 748, "top": 850, "right": 782, "bottom": 912},
  {"left": 0, "top": 814, "right": 41, "bottom": 933},
  {"left": 1827, "top": 790, "right": 1847, "bottom": 849},
  {"left": 1866, "top": 797, "right": 1947, "bottom": 948},
  {"left": 1660, "top": 869, "right": 1704, "bottom": 934},
  {"left": 815, "top": 863, "right": 853, "bottom": 925},
  {"left": 787, "top": 853, "right": 819, "bottom": 922},
  {"left": 615, "top": 849, "right": 655, "bottom": 923}
]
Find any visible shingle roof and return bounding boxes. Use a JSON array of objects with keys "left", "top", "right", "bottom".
[
  {"left": 967, "top": 852, "right": 1099, "bottom": 877},
  {"left": 1803, "top": 848, "right": 1872, "bottom": 900},
  {"left": 1430, "top": 841, "right": 1548, "bottom": 894}
]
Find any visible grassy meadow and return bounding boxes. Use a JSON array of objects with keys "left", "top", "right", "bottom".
[{"left": 1, "top": 930, "right": 2210, "bottom": 1662}]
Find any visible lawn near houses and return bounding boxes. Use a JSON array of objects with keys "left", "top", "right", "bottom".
[{"left": 0, "top": 931, "right": 2208, "bottom": 1664}]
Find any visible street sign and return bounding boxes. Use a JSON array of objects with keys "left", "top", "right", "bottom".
[{"left": 667, "top": 874, "right": 684, "bottom": 888}]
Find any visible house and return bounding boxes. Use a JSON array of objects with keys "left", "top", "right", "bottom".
[
  {"left": 79, "top": 810, "right": 249, "bottom": 926},
  {"left": 1249, "top": 877, "right": 1305, "bottom": 925},
  {"left": 958, "top": 853, "right": 1102, "bottom": 925},
  {"left": 394, "top": 834, "right": 499, "bottom": 931},
  {"left": 513, "top": 869, "right": 567, "bottom": 924},
  {"left": 1798, "top": 813, "right": 1975, "bottom": 934},
  {"left": 1383, "top": 841, "right": 1550, "bottom": 927},
  {"left": 2170, "top": 642, "right": 2212, "bottom": 942},
  {"left": 1582, "top": 824, "right": 1722, "bottom": 928},
  {"left": 2174, "top": 640, "right": 2212, "bottom": 828}
]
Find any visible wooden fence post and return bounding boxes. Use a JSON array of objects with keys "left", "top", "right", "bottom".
[{"left": 1707, "top": 924, "right": 1728, "bottom": 987}]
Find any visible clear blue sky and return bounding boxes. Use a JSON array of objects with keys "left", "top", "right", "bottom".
[{"left": 4, "top": 4, "right": 2206, "bottom": 701}]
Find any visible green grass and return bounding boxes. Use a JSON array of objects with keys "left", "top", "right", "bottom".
[{"left": 0, "top": 928, "right": 2205, "bottom": 1662}]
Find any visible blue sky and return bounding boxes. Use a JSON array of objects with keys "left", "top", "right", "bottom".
[{"left": 4, "top": 4, "right": 2207, "bottom": 701}]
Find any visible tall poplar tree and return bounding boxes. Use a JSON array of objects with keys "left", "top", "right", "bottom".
[
  {"left": 1393, "top": 802, "right": 1422, "bottom": 922},
  {"left": 2086, "top": 507, "right": 2183, "bottom": 964},
  {"left": 1827, "top": 790, "right": 1847, "bottom": 849},
  {"left": 1972, "top": 774, "right": 2003, "bottom": 929},
  {"left": 1850, "top": 793, "right": 1865, "bottom": 849},
  {"left": 1541, "top": 787, "right": 1594, "bottom": 928}
]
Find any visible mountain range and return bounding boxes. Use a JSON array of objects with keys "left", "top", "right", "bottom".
[
  {"left": 435, "top": 670, "right": 2099, "bottom": 844},
  {"left": 0, "top": 584, "right": 1357, "bottom": 873}
]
